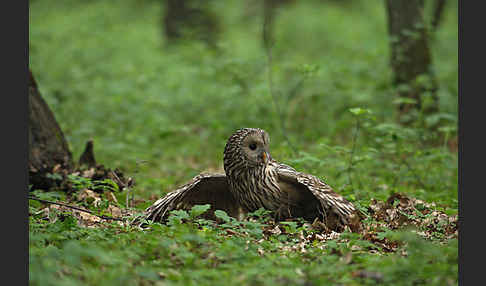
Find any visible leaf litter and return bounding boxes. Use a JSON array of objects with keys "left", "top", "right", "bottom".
[
  {"left": 31, "top": 179, "right": 457, "bottom": 254},
  {"left": 30, "top": 185, "right": 457, "bottom": 285}
]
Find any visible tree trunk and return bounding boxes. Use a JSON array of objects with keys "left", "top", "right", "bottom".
[
  {"left": 163, "top": 0, "right": 187, "bottom": 40},
  {"left": 29, "top": 69, "right": 73, "bottom": 190},
  {"left": 431, "top": 0, "right": 447, "bottom": 31},
  {"left": 385, "top": 0, "right": 439, "bottom": 123},
  {"left": 162, "top": 0, "right": 220, "bottom": 47},
  {"left": 262, "top": 0, "right": 294, "bottom": 49}
]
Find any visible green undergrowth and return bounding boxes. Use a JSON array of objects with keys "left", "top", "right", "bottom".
[
  {"left": 30, "top": 0, "right": 457, "bottom": 285},
  {"left": 29, "top": 205, "right": 457, "bottom": 286},
  {"left": 29, "top": 0, "right": 457, "bottom": 200}
]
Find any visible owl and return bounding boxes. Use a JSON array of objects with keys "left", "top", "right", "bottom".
[{"left": 144, "top": 128, "right": 360, "bottom": 231}]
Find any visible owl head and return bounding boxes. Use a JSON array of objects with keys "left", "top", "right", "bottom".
[{"left": 223, "top": 128, "right": 271, "bottom": 174}]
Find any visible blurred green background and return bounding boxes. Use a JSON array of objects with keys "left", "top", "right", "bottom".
[{"left": 29, "top": 0, "right": 457, "bottom": 208}]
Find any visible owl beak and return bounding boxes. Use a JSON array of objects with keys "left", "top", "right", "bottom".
[{"left": 261, "top": 151, "right": 269, "bottom": 164}]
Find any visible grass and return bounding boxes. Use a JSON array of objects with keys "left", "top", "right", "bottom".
[
  {"left": 29, "top": 215, "right": 458, "bottom": 286},
  {"left": 29, "top": 0, "right": 458, "bottom": 285}
]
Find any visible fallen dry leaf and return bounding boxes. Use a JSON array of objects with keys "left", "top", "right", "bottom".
[
  {"left": 257, "top": 248, "right": 265, "bottom": 256},
  {"left": 52, "top": 164, "right": 61, "bottom": 174},
  {"left": 105, "top": 192, "right": 119, "bottom": 204},
  {"left": 76, "top": 189, "right": 101, "bottom": 207},
  {"left": 342, "top": 251, "right": 353, "bottom": 264},
  {"left": 107, "top": 205, "right": 122, "bottom": 218},
  {"left": 77, "top": 211, "right": 102, "bottom": 225},
  {"left": 82, "top": 168, "right": 96, "bottom": 178}
]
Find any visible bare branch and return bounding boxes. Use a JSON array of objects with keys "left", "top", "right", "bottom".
[{"left": 28, "top": 195, "right": 125, "bottom": 222}]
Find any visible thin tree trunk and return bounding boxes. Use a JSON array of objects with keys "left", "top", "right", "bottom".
[
  {"left": 431, "top": 0, "right": 447, "bottom": 31},
  {"left": 163, "top": 0, "right": 219, "bottom": 47},
  {"left": 385, "top": 0, "right": 439, "bottom": 123},
  {"left": 263, "top": 0, "right": 276, "bottom": 50},
  {"left": 163, "top": 0, "right": 187, "bottom": 40},
  {"left": 29, "top": 69, "right": 73, "bottom": 190},
  {"left": 262, "top": 0, "right": 294, "bottom": 49}
]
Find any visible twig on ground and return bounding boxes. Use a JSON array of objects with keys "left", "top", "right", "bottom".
[
  {"left": 28, "top": 195, "right": 125, "bottom": 222},
  {"left": 110, "top": 170, "right": 131, "bottom": 208}
]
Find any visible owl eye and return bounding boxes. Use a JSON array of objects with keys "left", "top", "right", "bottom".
[{"left": 249, "top": 143, "right": 257, "bottom": 150}]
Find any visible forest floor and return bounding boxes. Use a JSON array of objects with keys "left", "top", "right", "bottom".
[
  {"left": 29, "top": 167, "right": 457, "bottom": 285},
  {"left": 29, "top": 0, "right": 458, "bottom": 285}
]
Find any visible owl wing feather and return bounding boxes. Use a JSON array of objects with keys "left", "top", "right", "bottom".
[
  {"left": 144, "top": 173, "right": 240, "bottom": 222},
  {"left": 275, "top": 163, "right": 359, "bottom": 228}
]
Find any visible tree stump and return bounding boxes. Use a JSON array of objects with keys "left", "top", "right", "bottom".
[{"left": 28, "top": 69, "right": 73, "bottom": 190}]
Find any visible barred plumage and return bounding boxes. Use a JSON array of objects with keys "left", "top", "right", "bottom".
[{"left": 144, "top": 128, "right": 360, "bottom": 231}]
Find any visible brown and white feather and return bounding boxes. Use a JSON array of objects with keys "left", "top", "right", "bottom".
[
  {"left": 144, "top": 173, "right": 240, "bottom": 222},
  {"left": 143, "top": 128, "right": 360, "bottom": 231}
]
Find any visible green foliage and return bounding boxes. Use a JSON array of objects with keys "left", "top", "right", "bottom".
[
  {"left": 29, "top": 208, "right": 457, "bottom": 286},
  {"left": 31, "top": 189, "right": 66, "bottom": 202},
  {"left": 214, "top": 210, "right": 232, "bottom": 223},
  {"left": 366, "top": 231, "right": 458, "bottom": 285},
  {"left": 68, "top": 174, "right": 120, "bottom": 193},
  {"left": 349, "top": 107, "right": 372, "bottom": 116},
  {"left": 189, "top": 204, "right": 211, "bottom": 218},
  {"left": 29, "top": 0, "right": 457, "bottom": 285},
  {"left": 68, "top": 174, "right": 95, "bottom": 191},
  {"left": 167, "top": 210, "right": 190, "bottom": 225}
]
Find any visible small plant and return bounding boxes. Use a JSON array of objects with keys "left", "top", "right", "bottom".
[
  {"left": 68, "top": 174, "right": 95, "bottom": 191},
  {"left": 189, "top": 204, "right": 212, "bottom": 219}
]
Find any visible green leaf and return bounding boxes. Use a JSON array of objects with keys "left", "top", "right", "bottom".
[
  {"left": 298, "top": 63, "right": 320, "bottom": 77},
  {"left": 167, "top": 210, "right": 189, "bottom": 225},
  {"left": 94, "top": 178, "right": 120, "bottom": 192},
  {"left": 214, "top": 210, "right": 231, "bottom": 223},
  {"left": 349, "top": 107, "right": 371, "bottom": 116},
  {"left": 31, "top": 190, "right": 66, "bottom": 201},
  {"left": 438, "top": 126, "right": 457, "bottom": 133},
  {"left": 392, "top": 97, "right": 418, "bottom": 105},
  {"left": 45, "top": 173, "right": 63, "bottom": 181},
  {"left": 170, "top": 210, "right": 189, "bottom": 219},
  {"left": 189, "top": 204, "right": 211, "bottom": 218},
  {"left": 280, "top": 221, "right": 298, "bottom": 233}
]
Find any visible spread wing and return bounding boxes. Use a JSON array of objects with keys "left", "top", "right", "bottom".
[
  {"left": 275, "top": 163, "right": 360, "bottom": 230},
  {"left": 144, "top": 173, "right": 240, "bottom": 222}
]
